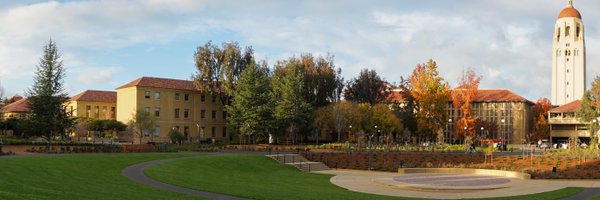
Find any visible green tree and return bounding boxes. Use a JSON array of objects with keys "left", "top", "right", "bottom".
[
  {"left": 192, "top": 41, "right": 254, "bottom": 105},
  {"left": 576, "top": 91, "right": 598, "bottom": 149},
  {"left": 226, "top": 61, "right": 274, "bottom": 144},
  {"left": 590, "top": 76, "right": 600, "bottom": 100},
  {"left": 408, "top": 59, "right": 450, "bottom": 143},
  {"left": 26, "top": 39, "right": 73, "bottom": 146},
  {"left": 168, "top": 129, "right": 184, "bottom": 145},
  {"left": 128, "top": 109, "right": 155, "bottom": 144},
  {"left": 344, "top": 69, "right": 388, "bottom": 105},
  {"left": 273, "top": 65, "right": 312, "bottom": 144},
  {"left": 103, "top": 119, "right": 127, "bottom": 143}
]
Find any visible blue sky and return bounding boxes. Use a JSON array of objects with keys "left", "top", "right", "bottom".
[{"left": 1, "top": 0, "right": 599, "bottom": 102}]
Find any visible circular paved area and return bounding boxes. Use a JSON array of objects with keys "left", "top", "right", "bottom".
[
  {"left": 393, "top": 173, "right": 511, "bottom": 188},
  {"left": 316, "top": 169, "right": 600, "bottom": 199}
]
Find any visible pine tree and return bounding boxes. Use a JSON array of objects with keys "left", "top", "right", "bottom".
[
  {"left": 226, "top": 62, "right": 274, "bottom": 144},
  {"left": 27, "top": 39, "right": 72, "bottom": 147},
  {"left": 273, "top": 65, "right": 312, "bottom": 144}
]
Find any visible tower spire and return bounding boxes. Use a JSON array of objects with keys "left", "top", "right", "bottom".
[{"left": 567, "top": 0, "right": 573, "bottom": 7}]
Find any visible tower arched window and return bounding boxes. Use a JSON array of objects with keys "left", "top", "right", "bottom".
[
  {"left": 557, "top": 27, "right": 561, "bottom": 41},
  {"left": 566, "top": 26, "right": 570, "bottom": 37}
]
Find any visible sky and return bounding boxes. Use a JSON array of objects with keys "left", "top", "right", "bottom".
[{"left": 0, "top": 0, "right": 599, "bottom": 102}]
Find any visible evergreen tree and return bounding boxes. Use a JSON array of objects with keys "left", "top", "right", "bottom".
[
  {"left": 344, "top": 69, "right": 388, "bottom": 105},
  {"left": 226, "top": 61, "right": 274, "bottom": 144},
  {"left": 273, "top": 65, "right": 312, "bottom": 144},
  {"left": 27, "top": 39, "right": 72, "bottom": 146}
]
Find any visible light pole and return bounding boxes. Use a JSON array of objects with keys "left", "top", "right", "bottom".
[
  {"left": 501, "top": 118, "right": 505, "bottom": 143},
  {"left": 195, "top": 123, "right": 201, "bottom": 146}
]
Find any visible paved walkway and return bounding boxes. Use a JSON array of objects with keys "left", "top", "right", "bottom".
[
  {"left": 316, "top": 169, "right": 600, "bottom": 199},
  {"left": 121, "top": 155, "right": 248, "bottom": 200}
]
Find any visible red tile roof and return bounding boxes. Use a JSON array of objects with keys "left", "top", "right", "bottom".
[
  {"left": 0, "top": 98, "right": 30, "bottom": 113},
  {"left": 471, "top": 89, "right": 530, "bottom": 103},
  {"left": 116, "top": 77, "right": 197, "bottom": 91},
  {"left": 550, "top": 100, "right": 580, "bottom": 113},
  {"left": 385, "top": 89, "right": 530, "bottom": 103},
  {"left": 550, "top": 100, "right": 600, "bottom": 113},
  {"left": 70, "top": 90, "right": 116, "bottom": 103}
]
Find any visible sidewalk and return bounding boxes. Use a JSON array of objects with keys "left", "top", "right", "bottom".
[{"left": 316, "top": 169, "right": 600, "bottom": 199}]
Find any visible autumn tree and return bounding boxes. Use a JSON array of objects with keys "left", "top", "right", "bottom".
[
  {"left": 345, "top": 69, "right": 388, "bottom": 104},
  {"left": 531, "top": 97, "right": 552, "bottom": 142},
  {"left": 226, "top": 61, "right": 274, "bottom": 144},
  {"left": 450, "top": 68, "right": 481, "bottom": 146},
  {"left": 27, "top": 39, "right": 73, "bottom": 147},
  {"left": 408, "top": 59, "right": 450, "bottom": 143},
  {"left": 192, "top": 41, "right": 254, "bottom": 105}
]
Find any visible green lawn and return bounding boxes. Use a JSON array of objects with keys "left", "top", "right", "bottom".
[
  {"left": 0, "top": 153, "right": 205, "bottom": 200},
  {"left": 145, "top": 154, "right": 582, "bottom": 200},
  {"left": 145, "top": 154, "right": 412, "bottom": 200}
]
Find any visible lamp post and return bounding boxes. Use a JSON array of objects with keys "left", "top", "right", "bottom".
[
  {"left": 463, "top": 126, "right": 467, "bottom": 146},
  {"left": 501, "top": 118, "right": 505, "bottom": 143},
  {"left": 195, "top": 123, "right": 201, "bottom": 147}
]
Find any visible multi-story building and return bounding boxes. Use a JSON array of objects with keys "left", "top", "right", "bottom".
[
  {"left": 548, "top": 100, "right": 598, "bottom": 145},
  {"left": 116, "top": 77, "right": 228, "bottom": 144},
  {"left": 387, "top": 89, "right": 533, "bottom": 145},
  {"left": 0, "top": 98, "right": 30, "bottom": 119},
  {"left": 444, "top": 90, "right": 533, "bottom": 145},
  {"left": 67, "top": 90, "right": 117, "bottom": 119}
]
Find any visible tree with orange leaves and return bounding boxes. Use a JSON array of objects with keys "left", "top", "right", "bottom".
[
  {"left": 408, "top": 59, "right": 450, "bottom": 143},
  {"left": 531, "top": 97, "right": 552, "bottom": 142},
  {"left": 450, "top": 68, "right": 481, "bottom": 146}
]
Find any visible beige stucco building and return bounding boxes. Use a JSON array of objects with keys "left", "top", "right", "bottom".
[
  {"left": 0, "top": 97, "right": 30, "bottom": 119},
  {"left": 548, "top": 100, "right": 598, "bottom": 145},
  {"left": 552, "top": 0, "right": 586, "bottom": 106},
  {"left": 116, "top": 77, "right": 228, "bottom": 144},
  {"left": 67, "top": 90, "right": 117, "bottom": 119}
]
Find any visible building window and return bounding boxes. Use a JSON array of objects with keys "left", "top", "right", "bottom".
[
  {"left": 211, "top": 127, "right": 216, "bottom": 138},
  {"left": 95, "top": 106, "right": 100, "bottom": 118},
  {"left": 174, "top": 108, "right": 180, "bottom": 118},
  {"left": 184, "top": 109, "right": 189, "bottom": 118},
  {"left": 144, "top": 107, "right": 150, "bottom": 113},
  {"left": 175, "top": 93, "right": 180, "bottom": 101},
  {"left": 184, "top": 94, "right": 190, "bottom": 101},
  {"left": 212, "top": 110, "right": 216, "bottom": 119},
  {"left": 155, "top": 92, "right": 160, "bottom": 100},
  {"left": 143, "top": 129, "right": 150, "bottom": 136},
  {"left": 111, "top": 107, "right": 116, "bottom": 118},
  {"left": 155, "top": 107, "right": 160, "bottom": 117},
  {"left": 212, "top": 95, "right": 216, "bottom": 102},
  {"left": 201, "top": 110, "right": 205, "bottom": 119},
  {"left": 102, "top": 106, "right": 107, "bottom": 118},
  {"left": 144, "top": 91, "right": 150, "bottom": 99},
  {"left": 222, "top": 111, "right": 227, "bottom": 120},
  {"left": 183, "top": 126, "right": 189, "bottom": 137},
  {"left": 86, "top": 105, "right": 91, "bottom": 118},
  {"left": 222, "top": 127, "right": 227, "bottom": 138},
  {"left": 201, "top": 95, "right": 205, "bottom": 102},
  {"left": 154, "top": 125, "right": 160, "bottom": 136},
  {"left": 565, "top": 26, "right": 570, "bottom": 37}
]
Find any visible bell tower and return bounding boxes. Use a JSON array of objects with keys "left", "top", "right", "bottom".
[{"left": 552, "top": 0, "right": 585, "bottom": 105}]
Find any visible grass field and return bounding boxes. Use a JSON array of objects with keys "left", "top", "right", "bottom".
[
  {"left": 145, "top": 154, "right": 583, "bottom": 200},
  {"left": 0, "top": 153, "right": 204, "bottom": 200}
]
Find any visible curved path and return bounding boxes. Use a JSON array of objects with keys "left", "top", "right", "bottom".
[{"left": 121, "top": 155, "right": 248, "bottom": 200}]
